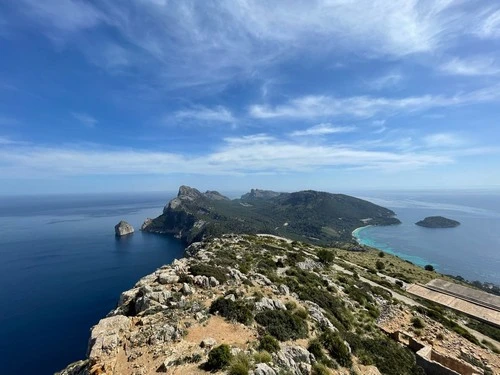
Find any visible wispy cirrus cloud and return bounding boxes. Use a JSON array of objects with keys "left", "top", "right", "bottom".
[
  {"left": 290, "top": 123, "right": 356, "bottom": 137},
  {"left": 366, "top": 71, "right": 403, "bottom": 90},
  {"left": 476, "top": 8, "right": 500, "bottom": 39},
  {"left": 423, "top": 133, "right": 465, "bottom": 147},
  {"left": 71, "top": 112, "right": 98, "bottom": 128},
  {"left": 439, "top": 56, "right": 500, "bottom": 76},
  {"left": 5, "top": 0, "right": 498, "bottom": 91},
  {"left": 249, "top": 84, "right": 500, "bottom": 120},
  {"left": 174, "top": 106, "right": 235, "bottom": 124}
]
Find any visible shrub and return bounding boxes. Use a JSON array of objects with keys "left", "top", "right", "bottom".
[
  {"left": 307, "top": 338, "right": 325, "bottom": 361},
  {"left": 228, "top": 353, "right": 250, "bottom": 375},
  {"left": 378, "top": 251, "right": 385, "bottom": 258},
  {"left": 294, "top": 308, "right": 309, "bottom": 319},
  {"left": 312, "top": 363, "right": 330, "bottom": 375},
  {"left": 255, "top": 310, "right": 308, "bottom": 341},
  {"left": 375, "top": 260, "right": 385, "bottom": 271},
  {"left": 424, "top": 264, "right": 434, "bottom": 271},
  {"left": 189, "top": 264, "right": 228, "bottom": 283},
  {"left": 209, "top": 297, "right": 253, "bottom": 325},
  {"left": 285, "top": 301, "right": 297, "bottom": 310},
  {"left": 206, "top": 344, "right": 232, "bottom": 370},
  {"left": 253, "top": 350, "right": 272, "bottom": 364},
  {"left": 411, "top": 316, "right": 425, "bottom": 329},
  {"left": 395, "top": 280, "right": 404, "bottom": 288},
  {"left": 317, "top": 249, "right": 335, "bottom": 264},
  {"left": 258, "top": 334, "right": 280, "bottom": 353},
  {"left": 320, "top": 330, "right": 352, "bottom": 367}
]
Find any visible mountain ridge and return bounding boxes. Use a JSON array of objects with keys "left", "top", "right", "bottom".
[{"left": 141, "top": 186, "right": 401, "bottom": 245}]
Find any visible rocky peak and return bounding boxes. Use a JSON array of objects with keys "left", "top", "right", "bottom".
[
  {"left": 177, "top": 185, "right": 204, "bottom": 201},
  {"left": 241, "top": 188, "right": 282, "bottom": 200},
  {"left": 203, "top": 190, "right": 229, "bottom": 201}
]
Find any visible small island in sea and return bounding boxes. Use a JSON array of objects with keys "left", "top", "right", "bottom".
[{"left": 415, "top": 216, "right": 460, "bottom": 228}]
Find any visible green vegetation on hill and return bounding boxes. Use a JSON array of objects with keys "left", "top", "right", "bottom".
[
  {"left": 142, "top": 185, "right": 400, "bottom": 245},
  {"left": 415, "top": 216, "right": 460, "bottom": 228}
]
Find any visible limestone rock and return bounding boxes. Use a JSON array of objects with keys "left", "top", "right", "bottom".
[
  {"left": 200, "top": 337, "right": 217, "bottom": 348},
  {"left": 275, "top": 345, "right": 314, "bottom": 375},
  {"left": 115, "top": 220, "right": 134, "bottom": 236},
  {"left": 256, "top": 297, "right": 287, "bottom": 311},
  {"left": 278, "top": 284, "right": 290, "bottom": 295},
  {"left": 140, "top": 218, "right": 152, "bottom": 231},
  {"left": 254, "top": 363, "right": 278, "bottom": 375},
  {"left": 181, "top": 283, "right": 192, "bottom": 295},
  {"left": 158, "top": 273, "right": 179, "bottom": 285}
]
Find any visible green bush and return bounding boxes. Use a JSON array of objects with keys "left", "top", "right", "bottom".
[
  {"left": 411, "top": 316, "right": 425, "bottom": 329},
  {"left": 228, "top": 353, "right": 250, "bottom": 375},
  {"left": 255, "top": 310, "right": 308, "bottom": 341},
  {"left": 317, "top": 249, "right": 335, "bottom": 264},
  {"left": 209, "top": 297, "right": 253, "bottom": 325},
  {"left": 206, "top": 344, "right": 233, "bottom": 370},
  {"left": 307, "top": 338, "right": 325, "bottom": 361},
  {"left": 375, "top": 260, "right": 385, "bottom": 271},
  {"left": 253, "top": 350, "right": 272, "bottom": 364},
  {"left": 258, "top": 335, "right": 280, "bottom": 353},
  {"left": 189, "top": 264, "right": 228, "bottom": 283},
  {"left": 320, "top": 330, "right": 352, "bottom": 367},
  {"left": 312, "top": 363, "right": 330, "bottom": 375},
  {"left": 424, "top": 264, "right": 434, "bottom": 271},
  {"left": 378, "top": 251, "right": 385, "bottom": 258}
]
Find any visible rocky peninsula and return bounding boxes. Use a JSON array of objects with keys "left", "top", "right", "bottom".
[
  {"left": 141, "top": 186, "right": 401, "bottom": 246},
  {"left": 57, "top": 234, "right": 500, "bottom": 375},
  {"left": 415, "top": 216, "right": 460, "bottom": 228}
]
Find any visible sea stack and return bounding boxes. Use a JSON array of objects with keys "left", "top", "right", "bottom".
[{"left": 115, "top": 220, "right": 134, "bottom": 236}]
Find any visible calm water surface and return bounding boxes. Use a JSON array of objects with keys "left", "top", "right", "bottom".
[{"left": 0, "top": 192, "right": 183, "bottom": 375}]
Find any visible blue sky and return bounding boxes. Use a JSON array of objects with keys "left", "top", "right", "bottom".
[{"left": 1, "top": 1, "right": 500, "bottom": 194}]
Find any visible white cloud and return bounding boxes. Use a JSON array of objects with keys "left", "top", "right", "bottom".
[
  {"left": 174, "top": 106, "right": 235, "bottom": 123},
  {"left": 476, "top": 8, "right": 500, "bottom": 39},
  {"left": 6, "top": 0, "right": 496, "bottom": 90},
  {"left": 423, "top": 133, "right": 465, "bottom": 147},
  {"left": 71, "top": 112, "right": 98, "bottom": 128},
  {"left": 440, "top": 56, "right": 500, "bottom": 76},
  {"left": 2, "top": 132, "right": 493, "bottom": 178},
  {"left": 249, "top": 84, "right": 500, "bottom": 119},
  {"left": 290, "top": 123, "right": 356, "bottom": 137}
]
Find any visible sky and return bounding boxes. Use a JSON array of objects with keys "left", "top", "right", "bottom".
[{"left": 1, "top": 0, "right": 500, "bottom": 195}]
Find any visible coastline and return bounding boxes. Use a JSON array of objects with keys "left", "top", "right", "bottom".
[{"left": 352, "top": 224, "right": 433, "bottom": 269}]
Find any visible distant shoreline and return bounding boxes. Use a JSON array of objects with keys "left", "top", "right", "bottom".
[{"left": 351, "top": 225, "right": 372, "bottom": 241}]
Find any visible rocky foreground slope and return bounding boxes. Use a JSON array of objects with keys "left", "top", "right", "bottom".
[
  {"left": 141, "top": 186, "right": 400, "bottom": 245},
  {"left": 57, "top": 235, "right": 499, "bottom": 375}
]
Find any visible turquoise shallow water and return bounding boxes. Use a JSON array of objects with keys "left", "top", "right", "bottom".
[{"left": 349, "top": 190, "right": 500, "bottom": 285}]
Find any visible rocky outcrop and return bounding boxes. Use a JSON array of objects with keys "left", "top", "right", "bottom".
[{"left": 114, "top": 221, "right": 134, "bottom": 236}]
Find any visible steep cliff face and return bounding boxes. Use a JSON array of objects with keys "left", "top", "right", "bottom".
[{"left": 141, "top": 186, "right": 401, "bottom": 245}]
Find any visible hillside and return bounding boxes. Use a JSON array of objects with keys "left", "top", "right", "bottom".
[
  {"left": 57, "top": 234, "right": 500, "bottom": 375},
  {"left": 141, "top": 186, "right": 400, "bottom": 245}
]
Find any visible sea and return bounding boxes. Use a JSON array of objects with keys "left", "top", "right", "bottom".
[
  {"left": 350, "top": 190, "right": 500, "bottom": 286},
  {"left": 0, "top": 192, "right": 183, "bottom": 375},
  {"left": 0, "top": 190, "right": 499, "bottom": 375}
]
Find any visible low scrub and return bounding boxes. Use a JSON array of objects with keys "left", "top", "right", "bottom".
[
  {"left": 209, "top": 297, "right": 253, "bottom": 325},
  {"left": 189, "top": 264, "right": 228, "bottom": 283},
  {"left": 255, "top": 310, "right": 308, "bottom": 341},
  {"left": 258, "top": 334, "right": 280, "bottom": 353},
  {"left": 320, "top": 330, "right": 352, "bottom": 368},
  {"left": 206, "top": 344, "right": 232, "bottom": 370}
]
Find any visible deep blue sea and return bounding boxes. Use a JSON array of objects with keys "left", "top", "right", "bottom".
[
  {"left": 349, "top": 190, "right": 500, "bottom": 285},
  {"left": 0, "top": 192, "right": 183, "bottom": 375}
]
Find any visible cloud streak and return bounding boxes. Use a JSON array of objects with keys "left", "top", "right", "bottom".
[
  {"left": 1, "top": 133, "right": 492, "bottom": 178},
  {"left": 174, "top": 106, "right": 235, "bottom": 123},
  {"left": 290, "top": 124, "right": 356, "bottom": 137},
  {"left": 71, "top": 112, "right": 98, "bottom": 128},
  {"left": 249, "top": 85, "right": 500, "bottom": 119}
]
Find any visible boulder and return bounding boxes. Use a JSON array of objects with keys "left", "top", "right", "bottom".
[
  {"left": 275, "top": 345, "right": 314, "bottom": 375},
  {"left": 200, "top": 337, "right": 217, "bottom": 348},
  {"left": 256, "top": 297, "right": 287, "bottom": 311},
  {"left": 114, "top": 220, "right": 134, "bottom": 236},
  {"left": 158, "top": 273, "right": 179, "bottom": 285}
]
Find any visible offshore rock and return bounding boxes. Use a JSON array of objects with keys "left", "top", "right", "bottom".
[{"left": 114, "top": 221, "right": 134, "bottom": 236}]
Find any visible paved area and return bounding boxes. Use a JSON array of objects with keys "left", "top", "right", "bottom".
[{"left": 407, "top": 283, "right": 500, "bottom": 328}]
